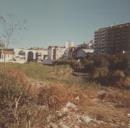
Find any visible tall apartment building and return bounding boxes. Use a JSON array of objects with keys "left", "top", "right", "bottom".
[{"left": 94, "top": 23, "right": 130, "bottom": 54}]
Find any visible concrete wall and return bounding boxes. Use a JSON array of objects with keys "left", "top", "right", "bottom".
[{"left": 14, "top": 48, "right": 48, "bottom": 63}]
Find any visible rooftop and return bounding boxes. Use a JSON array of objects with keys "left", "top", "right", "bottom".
[{"left": 95, "top": 22, "right": 130, "bottom": 32}]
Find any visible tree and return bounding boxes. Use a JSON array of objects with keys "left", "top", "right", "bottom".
[
  {"left": 0, "top": 14, "right": 27, "bottom": 67},
  {"left": 0, "top": 40, "right": 5, "bottom": 48},
  {"left": 0, "top": 15, "right": 27, "bottom": 48}
]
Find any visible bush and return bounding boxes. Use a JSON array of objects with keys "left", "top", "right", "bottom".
[
  {"left": 70, "top": 53, "right": 130, "bottom": 87},
  {"left": 0, "top": 72, "right": 34, "bottom": 128},
  {"left": 37, "top": 85, "right": 85, "bottom": 111},
  {"left": 109, "top": 70, "right": 126, "bottom": 86}
]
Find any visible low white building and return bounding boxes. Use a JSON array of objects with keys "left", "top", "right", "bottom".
[
  {"left": 14, "top": 48, "right": 48, "bottom": 63},
  {"left": 0, "top": 49, "right": 15, "bottom": 62},
  {"left": 65, "top": 41, "right": 75, "bottom": 49},
  {"left": 76, "top": 48, "right": 94, "bottom": 58},
  {"left": 34, "top": 48, "right": 48, "bottom": 62},
  {"left": 63, "top": 47, "right": 77, "bottom": 60},
  {"left": 0, "top": 48, "right": 48, "bottom": 63},
  {"left": 43, "top": 46, "right": 66, "bottom": 64}
]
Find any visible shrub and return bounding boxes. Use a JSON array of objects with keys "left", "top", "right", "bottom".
[
  {"left": 109, "top": 70, "right": 126, "bottom": 86},
  {"left": 70, "top": 53, "right": 130, "bottom": 87},
  {"left": 0, "top": 72, "right": 34, "bottom": 128},
  {"left": 37, "top": 85, "right": 85, "bottom": 111}
]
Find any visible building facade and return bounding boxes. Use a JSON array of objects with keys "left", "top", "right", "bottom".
[
  {"left": 43, "top": 46, "right": 66, "bottom": 64},
  {"left": 0, "top": 49, "right": 15, "bottom": 62},
  {"left": 94, "top": 23, "right": 130, "bottom": 54},
  {"left": 75, "top": 48, "right": 94, "bottom": 59},
  {"left": 14, "top": 48, "right": 48, "bottom": 63}
]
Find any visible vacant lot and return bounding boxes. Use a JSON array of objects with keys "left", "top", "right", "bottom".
[
  {"left": 0, "top": 63, "right": 102, "bottom": 88},
  {"left": 0, "top": 63, "right": 130, "bottom": 128}
]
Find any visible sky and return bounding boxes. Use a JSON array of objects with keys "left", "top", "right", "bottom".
[{"left": 0, "top": 0, "right": 130, "bottom": 48}]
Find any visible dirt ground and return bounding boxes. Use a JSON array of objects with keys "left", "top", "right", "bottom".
[
  {"left": 28, "top": 79, "right": 130, "bottom": 128},
  {"left": 1, "top": 66, "right": 130, "bottom": 128}
]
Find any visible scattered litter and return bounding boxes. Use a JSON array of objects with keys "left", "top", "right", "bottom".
[
  {"left": 128, "top": 113, "right": 130, "bottom": 117},
  {"left": 66, "top": 102, "right": 78, "bottom": 111}
]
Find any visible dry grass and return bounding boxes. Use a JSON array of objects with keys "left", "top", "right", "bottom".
[
  {"left": 0, "top": 63, "right": 83, "bottom": 86},
  {"left": 98, "top": 89, "right": 130, "bottom": 108},
  {"left": 80, "top": 88, "right": 130, "bottom": 127},
  {"left": 37, "top": 85, "right": 86, "bottom": 110},
  {"left": 0, "top": 63, "right": 130, "bottom": 127}
]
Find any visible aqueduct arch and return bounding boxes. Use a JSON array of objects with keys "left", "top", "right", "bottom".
[
  {"left": 15, "top": 48, "right": 48, "bottom": 62},
  {"left": 27, "top": 51, "right": 34, "bottom": 62},
  {"left": 15, "top": 49, "right": 37, "bottom": 62}
]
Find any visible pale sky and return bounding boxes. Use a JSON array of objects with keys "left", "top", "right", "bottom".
[{"left": 0, "top": 0, "right": 130, "bottom": 48}]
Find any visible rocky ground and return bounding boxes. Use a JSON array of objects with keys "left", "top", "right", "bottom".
[
  {"left": 2, "top": 67, "right": 130, "bottom": 128},
  {"left": 28, "top": 80, "right": 130, "bottom": 128}
]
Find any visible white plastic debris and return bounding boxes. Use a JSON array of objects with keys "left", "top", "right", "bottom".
[
  {"left": 128, "top": 113, "right": 130, "bottom": 117},
  {"left": 75, "top": 96, "right": 80, "bottom": 101},
  {"left": 59, "top": 122, "right": 70, "bottom": 128},
  {"left": 66, "top": 102, "right": 78, "bottom": 111},
  {"left": 80, "top": 115, "right": 94, "bottom": 124},
  {"left": 49, "top": 123, "right": 58, "bottom": 128}
]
